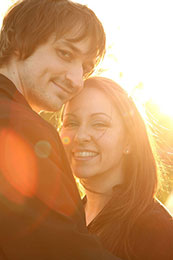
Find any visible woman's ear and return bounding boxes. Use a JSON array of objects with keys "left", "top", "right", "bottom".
[
  {"left": 123, "top": 136, "right": 131, "bottom": 155},
  {"left": 123, "top": 146, "right": 130, "bottom": 155}
]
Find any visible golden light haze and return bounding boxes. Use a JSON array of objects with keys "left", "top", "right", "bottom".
[{"left": 80, "top": 0, "right": 173, "bottom": 116}]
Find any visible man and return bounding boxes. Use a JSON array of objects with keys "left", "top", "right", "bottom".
[{"left": 0, "top": 0, "right": 120, "bottom": 259}]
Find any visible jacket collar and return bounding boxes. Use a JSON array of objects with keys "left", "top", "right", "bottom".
[{"left": 0, "top": 73, "right": 30, "bottom": 108}]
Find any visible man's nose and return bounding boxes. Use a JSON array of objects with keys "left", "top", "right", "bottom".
[{"left": 65, "top": 63, "right": 84, "bottom": 91}]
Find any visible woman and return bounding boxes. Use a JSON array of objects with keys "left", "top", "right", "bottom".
[{"left": 60, "top": 77, "right": 173, "bottom": 260}]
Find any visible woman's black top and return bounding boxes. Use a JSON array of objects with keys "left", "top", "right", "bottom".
[{"left": 84, "top": 193, "right": 173, "bottom": 260}]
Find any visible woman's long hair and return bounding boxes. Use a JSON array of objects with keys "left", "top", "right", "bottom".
[{"left": 82, "top": 77, "right": 159, "bottom": 259}]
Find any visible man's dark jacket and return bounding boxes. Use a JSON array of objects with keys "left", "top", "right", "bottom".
[{"left": 0, "top": 74, "right": 119, "bottom": 260}]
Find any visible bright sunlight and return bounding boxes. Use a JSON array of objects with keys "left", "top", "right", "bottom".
[{"left": 78, "top": 0, "right": 173, "bottom": 118}]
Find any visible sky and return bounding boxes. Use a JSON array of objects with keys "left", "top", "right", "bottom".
[{"left": 1, "top": 0, "right": 173, "bottom": 115}]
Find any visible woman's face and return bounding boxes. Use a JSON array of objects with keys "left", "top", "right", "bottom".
[{"left": 60, "top": 87, "right": 128, "bottom": 187}]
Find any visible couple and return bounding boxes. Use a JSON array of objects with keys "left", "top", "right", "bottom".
[{"left": 0, "top": 0, "right": 172, "bottom": 260}]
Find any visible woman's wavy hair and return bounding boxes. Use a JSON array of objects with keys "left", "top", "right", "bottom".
[
  {"left": 81, "top": 77, "right": 159, "bottom": 259},
  {"left": 0, "top": 0, "right": 105, "bottom": 76}
]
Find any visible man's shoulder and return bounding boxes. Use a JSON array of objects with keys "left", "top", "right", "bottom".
[{"left": 0, "top": 79, "right": 62, "bottom": 162}]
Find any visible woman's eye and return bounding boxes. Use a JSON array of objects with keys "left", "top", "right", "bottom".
[
  {"left": 63, "top": 121, "right": 78, "bottom": 128},
  {"left": 93, "top": 122, "right": 108, "bottom": 128}
]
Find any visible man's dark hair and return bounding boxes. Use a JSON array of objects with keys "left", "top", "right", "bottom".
[{"left": 0, "top": 0, "right": 106, "bottom": 75}]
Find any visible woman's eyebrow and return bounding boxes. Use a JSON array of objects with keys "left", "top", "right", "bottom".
[
  {"left": 90, "top": 113, "right": 112, "bottom": 119},
  {"left": 63, "top": 112, "right": 112, "bottom": 120}
]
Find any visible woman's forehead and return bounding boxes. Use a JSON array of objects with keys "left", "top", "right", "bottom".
[{"left": 65, "top": 87, "right": 113, "bottom": 114}]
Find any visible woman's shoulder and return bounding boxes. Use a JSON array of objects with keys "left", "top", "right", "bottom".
[
  {"left": 131, "top": 199, "right": 173, "bottom": 260},
  {"left": 136, "top": 198, "right": 172, "bottom": 229}
]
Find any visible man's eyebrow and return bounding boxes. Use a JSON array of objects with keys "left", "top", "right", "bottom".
[{"left": 63, "top": 41, "right": 90, "bottom": 57}]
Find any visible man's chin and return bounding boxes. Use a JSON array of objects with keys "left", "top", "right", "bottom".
[{"left": 32, "top": 102, "right": 62, "bottom": 113}]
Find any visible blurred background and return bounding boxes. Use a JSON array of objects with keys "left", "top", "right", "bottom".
[{"left": 1, "top": 0, "right": 173, "bottom": 213}]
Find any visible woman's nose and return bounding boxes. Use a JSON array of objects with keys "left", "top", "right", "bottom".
[{"left": 74, "top": 127, "right": 91, "bottom": 143}]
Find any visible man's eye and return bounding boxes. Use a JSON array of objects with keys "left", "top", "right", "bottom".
[{"left": 57, "top": 49, "right": 73, "bottom": 61}]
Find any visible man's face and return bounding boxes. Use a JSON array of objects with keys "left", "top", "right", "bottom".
[{"left": 16, "top": 34, "right": 94, "bottom": 112}]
